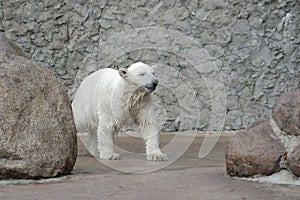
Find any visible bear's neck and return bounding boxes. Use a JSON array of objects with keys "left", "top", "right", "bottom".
[
  {"left": 118, "top": 79, "right": 152, "bottom": 124},
  {"left": 119, "top": 79, "right": 150, "bottom": 103},
  {"left": 127, "top": 91, "right": 151, "bottom": 124}
]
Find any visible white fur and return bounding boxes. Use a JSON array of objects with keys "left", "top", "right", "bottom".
[{"left": 72, "top": 62, "right": 168, "bottom": 161}]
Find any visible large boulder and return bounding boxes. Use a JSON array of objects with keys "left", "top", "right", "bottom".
[
  {"left": 0, "top": 33, "right": 77, "bottom": 179},
  {"left": 288, "top": 144, "right": 300, "bottom": 177},
  {"left": 272, "top": 89, "right": 300, "bottom": 136},
  {"left": 226, "top": 120, "right": 285, "bottom": 177}
]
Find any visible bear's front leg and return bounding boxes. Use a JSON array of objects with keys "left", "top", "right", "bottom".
[
  {"left": 97, "top": 123, "right": 120, "bottom": 160},
  {"left": 142, "top": 124, "right": 168, "bottom": 161}
]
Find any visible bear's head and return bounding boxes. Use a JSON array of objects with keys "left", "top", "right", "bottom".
[{"left": 119, "top": 62, "right": 159, "bottom": 93}]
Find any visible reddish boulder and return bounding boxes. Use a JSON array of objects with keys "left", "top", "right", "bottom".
[
  {"left": 272, "top": 89, "right": 300, "bottom": 136},
  {"left": 226, "top": 120, "right": 285, "bottom": 177},
  {"left": 288, "top": 144, "right": 300, "bottom": 177}
]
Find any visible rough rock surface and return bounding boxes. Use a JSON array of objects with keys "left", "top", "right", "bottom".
[
  {"left": 0, "top": 33, "right": 77, "bottom": 179},
  {"left": 226, "top": 120, "right": 285, "bottom": 177},
  {"left": 288, "top": 144, "right": 300, "bottom": 177},
  {"left": 272, "top": 89, "right": 300, "bottom": 136},
  {"left": 1, "top": 1, "right": 300, "bottom": 130}
]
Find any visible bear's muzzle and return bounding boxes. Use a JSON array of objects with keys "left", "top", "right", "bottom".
[{"left": 145, "top": 79, "right": 158, "bottom": 92}]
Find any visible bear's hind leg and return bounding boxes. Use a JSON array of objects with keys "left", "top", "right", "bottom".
[
  {"left": 86, "top": 128, "right": 99, "bottom": 157},
  {"left": 77, "top": 127, "right": 99, "bottom": 157},
  {"left": 97, "top": 123, "right": 120, "bottom": 160}
]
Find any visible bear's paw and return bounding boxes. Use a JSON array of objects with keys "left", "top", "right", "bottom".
[
  {"left": 100, "top": 153, "right": 120, "bottom": 160},
  {"left": 146, "top": 151, "right": 168, "bottom": 161}
]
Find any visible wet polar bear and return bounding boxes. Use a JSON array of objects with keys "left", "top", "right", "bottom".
[{"left": 72, "top": 62, "right": 168, "bottom": 161}]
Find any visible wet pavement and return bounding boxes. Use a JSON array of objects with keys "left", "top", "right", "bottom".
[{"left": 0, "top": 132, "right": 300, "bottom": 200}]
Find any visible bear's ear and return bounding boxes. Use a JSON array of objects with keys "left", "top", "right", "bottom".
[
  {"left": 119, "top": 68, "right": 128, "bottom": 79},
  {"left": 151, "top": 65, "right": 158, "bottom": 71}
]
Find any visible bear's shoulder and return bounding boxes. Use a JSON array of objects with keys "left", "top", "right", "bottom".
[
  {"left": 85, "top": 68, "right": 120, "bottom": 82},
  {"left": 92, "top": 68, "right": 118, "bottom": 77}
]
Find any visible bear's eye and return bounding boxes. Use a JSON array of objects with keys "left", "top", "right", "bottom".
[{"left": 139, "top": 73, "right": 146, "bottom": 76}]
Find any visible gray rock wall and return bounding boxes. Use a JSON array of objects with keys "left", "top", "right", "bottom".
[{"left": 1, "top": 0, "right": 299, "bottom": 131}]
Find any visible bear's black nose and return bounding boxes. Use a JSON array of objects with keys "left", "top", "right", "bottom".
[
  {"left": 145, "top": 79, "right": 159, "bottom": 92},
  {"left": 153, "top": 79, "right": 158, "bottom": 86},
  {"left": 152, "top": 79, "right": 158, "bottom": 90}
]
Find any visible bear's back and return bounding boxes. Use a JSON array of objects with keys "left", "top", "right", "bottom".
[
  {"left": 72, "top": 68, "right": 121, "bottom": 130},
  {"left": 73, "top": 68, "right": 121, "bottom": 106}
]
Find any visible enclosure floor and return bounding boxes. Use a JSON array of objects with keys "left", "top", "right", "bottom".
[{"left": 1, "top": 132, "right": 300, "bottom": 200}]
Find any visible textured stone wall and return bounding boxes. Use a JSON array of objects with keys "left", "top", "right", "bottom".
[{"left": 1, "top": 0, "right": 299, "bottom": 131}]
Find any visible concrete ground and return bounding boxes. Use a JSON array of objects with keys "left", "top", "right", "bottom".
[{"left": 1, "top": 132, "right": 300, "bottom": 200}]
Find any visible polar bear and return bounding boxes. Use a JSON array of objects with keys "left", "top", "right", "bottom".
[{"left": 72, "top": 62, "right": 168, "bottom": 161}]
